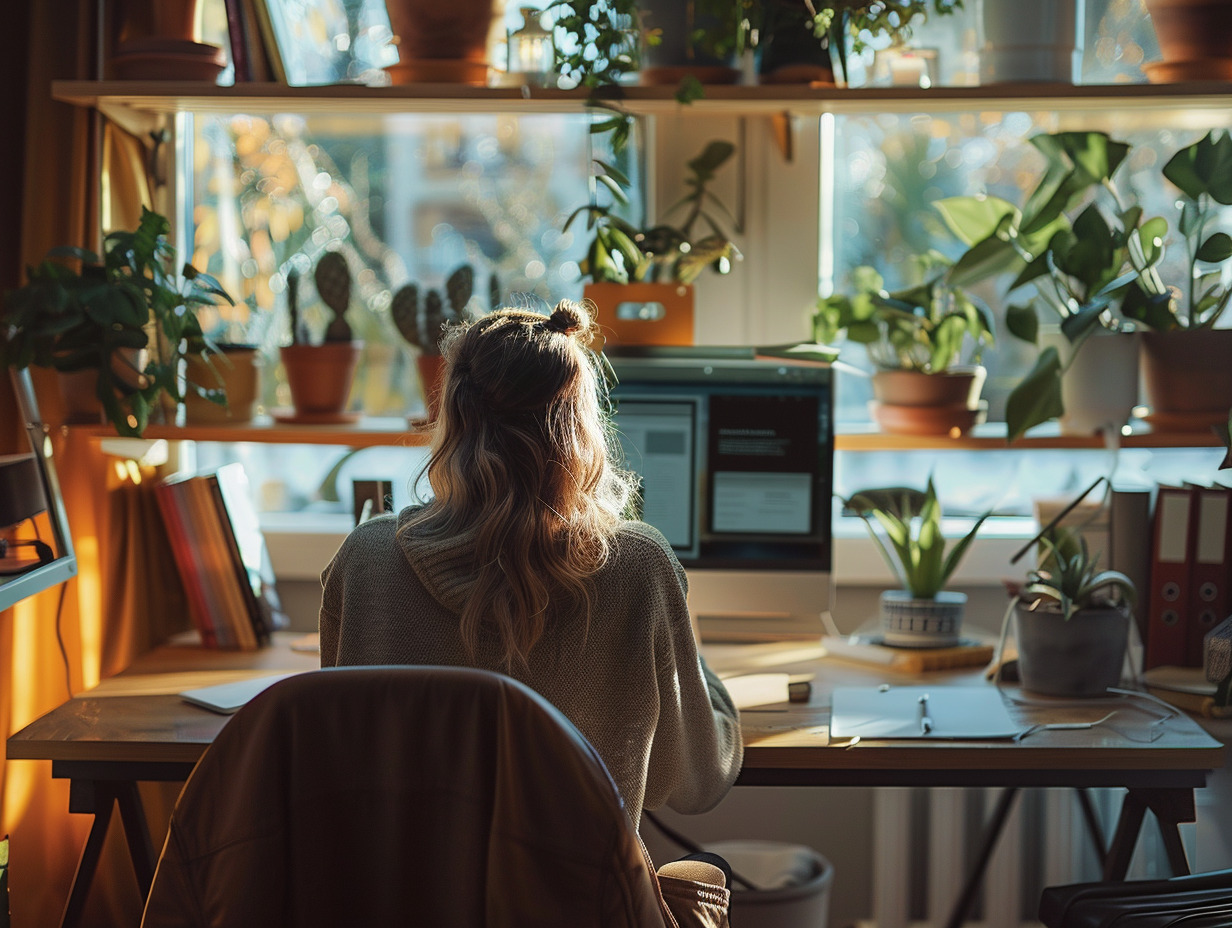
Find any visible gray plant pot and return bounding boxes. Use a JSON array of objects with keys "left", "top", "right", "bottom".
[
  {"left": 981, "top": 0, "right": 1085, "bottom": 84},
  {"left": 1014, "top": 602, "right": 1129, "bottom": 697},
  {"left": 881, "top": 590, "right": 966, "bottom": 648}
]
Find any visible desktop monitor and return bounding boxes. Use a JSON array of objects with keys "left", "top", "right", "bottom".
[
  {"left": 608, "top": 352, "right": 834, "bottom": 641},
  {"left": 0, "top": 370, "right": 77, "bottom": 611}
]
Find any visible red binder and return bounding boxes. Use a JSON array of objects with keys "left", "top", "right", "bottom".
[
  {"left": 1145, "top": 485, "right": 1197, "bottom": 670},
  {"left": 1187, "top": 485, "right": 1232, "bottom": 667}
]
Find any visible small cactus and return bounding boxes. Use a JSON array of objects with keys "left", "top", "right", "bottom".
[{"left": 391, "top": 264, "right": 486, "bottom": 356}]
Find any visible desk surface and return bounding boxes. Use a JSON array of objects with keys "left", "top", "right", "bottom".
[{"left": 7, "top": 635, "right": 1225, "bottom": 789}]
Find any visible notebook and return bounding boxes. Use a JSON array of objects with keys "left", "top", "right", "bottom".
[
  {"left": 829, "top": 685, "right": 1020, "bottom": 740},
  {"left": 179, "top": 673, "right": 297, "bottom": 714}
]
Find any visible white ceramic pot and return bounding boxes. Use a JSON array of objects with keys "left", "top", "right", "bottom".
[
  {"left": 881, "top": 590, "right": 966, "bottom": 648},
  {"left": 981, "top": 0, "right": 1085, "bottom": 83},
  {"left": 1039, "top": 326, "right": 1140, "bottom": 436}
]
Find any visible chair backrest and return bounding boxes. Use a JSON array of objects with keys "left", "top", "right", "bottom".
[{"left": 140, "top": 666, "right": 677, "bottom": 928}]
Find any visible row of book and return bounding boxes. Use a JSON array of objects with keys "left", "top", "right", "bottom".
[{"left": 156, "top": 463, "right": 287, "bottom": 650}]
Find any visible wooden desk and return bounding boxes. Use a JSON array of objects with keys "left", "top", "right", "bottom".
[{"left": 8, "top": 636, "right": 1225, "bottom": 928}]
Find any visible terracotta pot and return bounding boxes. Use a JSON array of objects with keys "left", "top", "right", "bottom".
[
  {"left": 280, "top": 342, "right": 362, "bottom": 417},
  {"left": 869, "top": 366, "right": 987, "bottom": 436},
  {"left": 54, "top": 347, "right": 150, "bottom": 424},
  {"left": 1140, "top": 328, "right": 1232, "bottom": 431},
  {"left": 1014, "top": 603, "right": 1129, "bottom": 697},
  {"left": 582, "top": 282, "right": 695, "bottom": 348},
  {"left": 112, "top": 0, "right": 225, "bottom": 81},
  {"left": 416, "top": 353, "right": 446, "bottom": 422},
  {"left": 384, "top": 0, "right": 504, "bottom": 85},
  {"left": 184, "top": 345, "right": 262, "bottom": 425},
  {"left": 1143, "top": 0, "right": 1232, "bottom": 81}
]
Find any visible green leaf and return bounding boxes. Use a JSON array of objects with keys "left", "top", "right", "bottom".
[
  {"left": 934, "top": 196, "right": 1018, "bottom": 246},
  {"left": 688, "top": 140, "right": 735, "bottom": 176},
  {"left": 1120, "top": 281, "right": 1178, "bottom": 332},
  {"left": 1137, "top": 216, "right": 1169, "bottom": 266},
  {"left": 948, "top": 233, "right": 1022, "bottom": 287},
  {"left": 593, "top": 158, "right": 631, "bottom": 189},
  {"left": 1197, "top": 231, "right": 1232, "bottom": 263},
  {"left": 1006, "top": 303, "right": 1039, "bottom": 344},
  {"left": 1164, "top": 130, "right": 1232, "bottom": 205},
  {"left": 1006, "top": 347, "right": 1064, "bottom": 443}
]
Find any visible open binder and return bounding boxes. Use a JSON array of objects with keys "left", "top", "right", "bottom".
[{"left": 830, "top": 685, "right": 1020, "bottom": 740}]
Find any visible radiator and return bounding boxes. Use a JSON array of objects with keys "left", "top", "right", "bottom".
[{"left": 871, "top": 788, "right": 1172, "bottom": 928}]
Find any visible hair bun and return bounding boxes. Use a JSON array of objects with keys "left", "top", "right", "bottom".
[{"left": 544, "top": 300, "right": 588, "bottom": 336}]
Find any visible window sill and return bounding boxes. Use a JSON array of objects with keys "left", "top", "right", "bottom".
[{"left": 263, "top": 512, "right": 1036, "bottom": 587}]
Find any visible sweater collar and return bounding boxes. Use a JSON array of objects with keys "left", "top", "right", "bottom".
[{"left": 397, "top": 507, "right": 478, "bottom": 615}]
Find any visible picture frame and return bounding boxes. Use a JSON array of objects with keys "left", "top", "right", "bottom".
[{"left": 247, "top": 0, "right": 398, "bottom": 86}]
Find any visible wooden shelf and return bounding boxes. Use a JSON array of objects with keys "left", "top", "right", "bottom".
[
  {"left": 70, "top": 416, "right": 432, "bottom": 448},
  {"left": 833, "top": 422, "right": 1225, "bottom": 450},
  {"left": 51, "top": 80, "right": 1232, "bottom": 121},
  {"left": 68, "top": 417, "right": 1223, "bottom": 450}
]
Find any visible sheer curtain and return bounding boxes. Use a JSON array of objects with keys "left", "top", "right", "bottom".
[{"left": 0, "top": 2, "right": 187, "bottom": 925}]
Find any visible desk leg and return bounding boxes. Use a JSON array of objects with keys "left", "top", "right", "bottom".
[
  {"left": 1103, "top": 787, "right": 1195, "bottom": 881},
  {"left": 60, "top": 782, "right": 115, "bottom": 928},
  {"left": 59, "top": 780, "right": 158, "bottom": 928},
  {"left": 942, "top": 787, "right": 1020, "bottom": 928},
  {"left": 1076, "top": 788, "right": 1108, "bottom": 865}
]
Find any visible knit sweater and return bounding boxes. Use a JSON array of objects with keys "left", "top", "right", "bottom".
[{"left": 319, "top": 507, "right": 743, "bottom": 827}]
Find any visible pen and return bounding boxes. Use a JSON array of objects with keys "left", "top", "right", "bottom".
[{"left": 918, "top": 693, "right": 933, "bottom": 735}]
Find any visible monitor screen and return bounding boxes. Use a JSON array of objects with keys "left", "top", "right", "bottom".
[
  {"left": 609, "top": 353, "right": 834, "bottom": 641},
  {"left": 0, "top": 370, "right": 77, "bottom": 611}
]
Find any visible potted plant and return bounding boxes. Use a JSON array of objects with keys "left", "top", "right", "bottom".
[
  {"left": 1141, "top": 0, "right": 1232, "bottom": 83},
  {"left": 182, "top": 296, "right": 276, "bottom": 425},
  {"left": 276, "top": 252, "right": 363, "bottom": 424},
  {"left": 548, "top": 0, "right": 958, "bottom": 95},
  {"left": 814, "top": 253, "right": 994, "bottom": 435},
  {"left": 937, "top": 129, "right": 1232, "bottom": 441},
  {"left": 1011, "top": 524, "right": 1136, "bottom": 697},
  {"left": 383, "top": 0, "right": 505, "bottom": 85},
  {"left": 576, "top": 138, "right": 740, "bottom": 347},
  {"left": 391, "top": 264, "right": 494, "bottom": 422},
  {"left": 1, "top": 207, "right": 233, "bottom": 437},
  {"left": 846, "top": 479, "right": 992, "bottom": 648}
]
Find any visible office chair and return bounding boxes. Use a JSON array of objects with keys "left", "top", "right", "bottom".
[
  {"left": 140, "top": 666, "right": 729, "bottom": 928},
  {"left": 1040, "top": 868, "right": 1232, "bottom": 928}
]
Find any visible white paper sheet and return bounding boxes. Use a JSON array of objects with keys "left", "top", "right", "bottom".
[{"left": 830, "top": 685, "right": 1020, "bottom": 740}]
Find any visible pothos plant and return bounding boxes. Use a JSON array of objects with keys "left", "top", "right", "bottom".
[
  {"left": 803, "top": 0, "right": 963, "bottom": 85},
  {"left": 814, "top": 252, "right": 994, "bottom": 373},
  {"left": 1, "top": 207, "right": 233, "bottom": 436},
  {"left": 937, "top": 129, "right": 1232, "bottom": 442}
]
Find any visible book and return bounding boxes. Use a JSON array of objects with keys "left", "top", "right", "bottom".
[
  {"left": 1106, "top": 476, "right": 1154, "bottom": 650},
  {"left": 187, "top": 475, "right": 258, "bottom": 650},
  {"left": 1142, "top": 666, "right": 1232, "bottom": 719},
  {"left": 155, "top": 479, "right": 221, "bottom": 649},
  {"left": 1187, "top": 484, "right": 1231, "bottom": 666},
  {"left": 1145, "top": 485, "right": 1197, "bottom": 670},
  {"left": 209, "top": 464, "right": 287, "bottom": 643},
  {"left": 156, "top": 467, "right": 284, "bottom": 651},
  {"left": 821, "top": 636, "right": 995, "bottom": 674}
]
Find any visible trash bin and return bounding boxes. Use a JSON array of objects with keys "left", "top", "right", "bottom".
[{"left": 704, "top": 840, "right": 833, "bottom": 928}]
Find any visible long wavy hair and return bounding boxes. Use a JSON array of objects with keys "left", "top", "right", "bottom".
[{"left": 402, "top": 300, "right": 637, "bottom": 669}]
